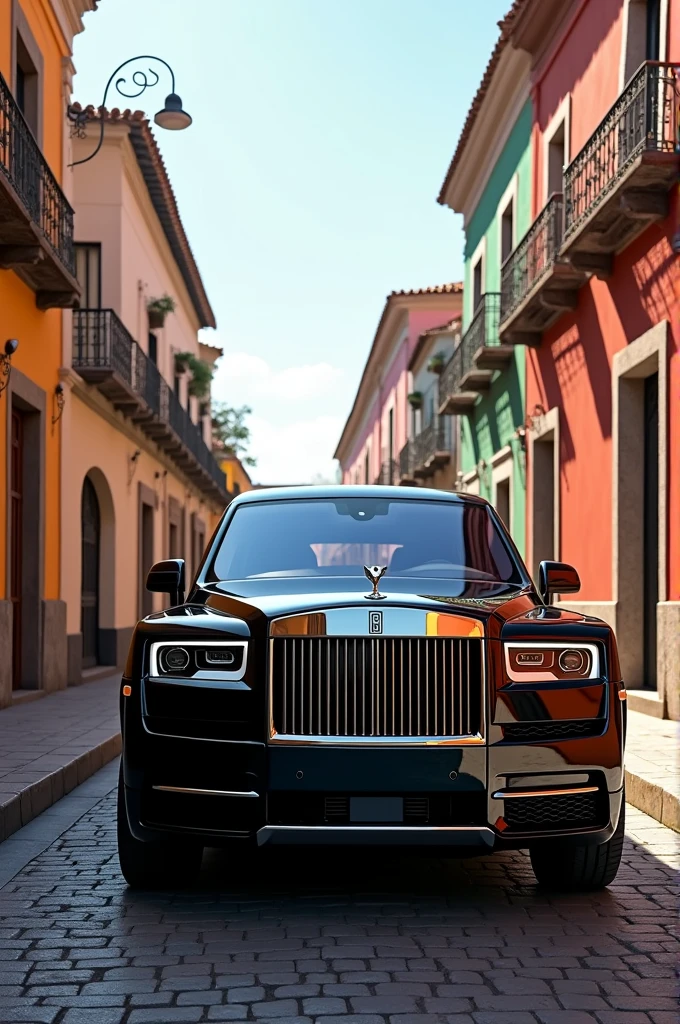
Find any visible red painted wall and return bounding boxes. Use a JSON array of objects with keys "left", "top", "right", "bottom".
[{"left": 526, "top": 0, "right": 680, "bottom": 602}]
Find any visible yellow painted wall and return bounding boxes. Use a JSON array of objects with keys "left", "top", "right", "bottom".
[{"left": 221, "top": 457, "right": 253, "bottom": 496}]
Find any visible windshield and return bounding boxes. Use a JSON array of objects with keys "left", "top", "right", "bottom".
[{"left": 210, "top": 497, "right": 526, "bottom": 585}]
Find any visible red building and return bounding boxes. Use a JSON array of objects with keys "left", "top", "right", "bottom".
[{"left": 498, "top": 0, "right": 679, "bottom": 718}]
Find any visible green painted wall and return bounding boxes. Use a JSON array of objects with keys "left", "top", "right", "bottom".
[{"left": 459, "top": 99, "right": 531, "bottom": 556}]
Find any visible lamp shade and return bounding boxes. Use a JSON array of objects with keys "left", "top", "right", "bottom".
[{"left": 154, "top": 93, "right": 192, "bottom": 131}]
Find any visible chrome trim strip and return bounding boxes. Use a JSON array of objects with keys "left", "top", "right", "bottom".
[
  {"left": 152, "top": 785, "right": 259, "bottom": 798},
  {"left": 492, "top": 785, "right": 599, "bottom": 800},
  {"left": 257, "top": 824, "right": 495, "bottom": 847},
  {"left": 268, "top": 732, "right": 485, "bottom": 746}
]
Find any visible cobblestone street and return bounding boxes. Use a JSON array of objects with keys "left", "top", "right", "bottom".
[{"left": 0, "top": 765, "right": 677, "bottom": 1024}]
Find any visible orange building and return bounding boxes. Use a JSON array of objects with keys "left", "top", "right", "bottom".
[
  {"left": 220, "top": 453, "right": 254, "bottom": 496},
  {"left": 61, "top": 108, "right": 228, "bottom": 684},
  {"left": 0, "top": 0, "right": 98, "bottom": 706}
]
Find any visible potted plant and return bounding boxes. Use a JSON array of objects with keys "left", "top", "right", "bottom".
[
  {"left": 174, "top": 351, "right": 191, "bottom": 375},
  {"left": 407, "top": 391, "right": 423, "bottom": 410},
  {"left": 427, "top": 351, "right": 446, "bottom": 374},
  {"left": 147, "top": 294, "right": 176, "bottom": 329}
]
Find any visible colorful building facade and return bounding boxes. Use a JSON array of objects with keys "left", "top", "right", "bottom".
[
  {"left": 437, "top": 34, "right": 532, "bottom": 554},
  {"left": 498, "top": 0, "right": 679, "bottom": 717},
  {"left": 0, "top": 0, "right": 98, "bottom": 706},
  {"left": 61, "top": 108, "right": 227, "bottom": 683},
  {"left": 335, "top": 285, "right": 463, "bottom": 485}
]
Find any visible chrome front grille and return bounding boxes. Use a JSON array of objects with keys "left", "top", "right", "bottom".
[{"left": 270, "top": 637, "right": 483, "bottom": 741}]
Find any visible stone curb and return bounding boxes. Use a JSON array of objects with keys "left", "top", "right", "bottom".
[
  {"left": 625, "top": 766, "right": 680, "bottom": 832},
  {"left": 0, "top": 731, "right": 122, "bottom": 843}
]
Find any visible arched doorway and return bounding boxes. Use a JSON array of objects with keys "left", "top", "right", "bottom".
[{"left": 81, "top": 476, "right": 101, "bottom": 667}]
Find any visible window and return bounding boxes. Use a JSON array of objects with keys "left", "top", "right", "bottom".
[
  {"left": 547, "top": 120, "right": 566, "bottom": 198},
  {"left": 646, "top": 0, "right": 661, "bottom": 60},
  {"left": 364, "top": 451, "right": 369, "bottom": 484},
  {"left": 15, "top": 31, "right": 40, "bottom": 139},
  {"left": 74, "top": 244, "right": 101, "bottom": 308},
  {"left": 211, "top": 498, "right": 527, "bottom": 585},
  {"left": 148, "top": 333, "right": 158, "bottom": 365},
  {"left": 388, "top": 408, "right": 394, "bottom": 463},
  {"left": 500, "top": 199, "right": 515, "bottom": 264},
  {"left": 472, "top": 258, "right": 483, "bottom": 313},
  {"left": 622, "top": 0, "right": 662, "bottom": 84}
]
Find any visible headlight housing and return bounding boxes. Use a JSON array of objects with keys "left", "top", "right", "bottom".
[
  {"left": 150, "top": 641, "right": 248, "bottom": 682},
  {"left": 504, "top": 642, "right": 600, "bottom": 682}
]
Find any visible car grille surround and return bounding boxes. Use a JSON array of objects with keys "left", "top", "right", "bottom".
[{"left": 270, "top": 636, "right": 483, "bottom": 741}]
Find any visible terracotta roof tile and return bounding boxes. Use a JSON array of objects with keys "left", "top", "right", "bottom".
[
  {"left": 390, "top": 282, "right": 464, "bottom": 297},
  {"left": 71, "top": 103, "right": 216, "bottom": 329},
  {"left": 437, "top": 0, "right": 530, "bottom": 206}
]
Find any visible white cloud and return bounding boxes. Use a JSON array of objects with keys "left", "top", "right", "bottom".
[
  {"left": 247, "top": 414, "right": 342, "bottom": 485},
  {"left": 211, "top": 349, "right": 344, "bottom": 403}
]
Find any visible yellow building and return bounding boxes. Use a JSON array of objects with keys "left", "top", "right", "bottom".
[
  {"left": 0, "top": 0, "right": 97, "bottom": 706},
  {"left": 220, "top": 453, "right": 253, "bottom": 496},
  {"left": 61, "top": 107, "right": 228, "bottom": 683}
]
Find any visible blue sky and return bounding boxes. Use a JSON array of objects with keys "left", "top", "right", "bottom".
[{"left": 73, "top": 0, "right": 508, "bottom": 484}]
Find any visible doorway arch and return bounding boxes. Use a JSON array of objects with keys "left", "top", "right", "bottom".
[{"left": 81, "top": 476, "right": 100, "bottom": 667}]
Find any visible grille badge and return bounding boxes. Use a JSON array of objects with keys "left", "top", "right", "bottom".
[{"left": 368, "top": 610, "right": 383, "bottom": 634}]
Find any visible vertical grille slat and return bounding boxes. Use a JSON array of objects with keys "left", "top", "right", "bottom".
[{"left": 272, "top": 637, "right": 483, "bottom": 739}]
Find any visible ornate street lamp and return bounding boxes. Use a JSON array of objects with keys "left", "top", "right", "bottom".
[{"left": 68, "top": 56, "right": 192, "bottom": 167}]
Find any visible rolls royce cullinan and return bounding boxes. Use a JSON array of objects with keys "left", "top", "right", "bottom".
[{"left": 118, "top": 486, "right": 626, "bottom": 891}]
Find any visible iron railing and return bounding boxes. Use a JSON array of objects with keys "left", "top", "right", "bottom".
[
  {"left": 412, "top": 419, "right": 451, "bottom": 471},
  {"left": 0, "top": 72, "right": 75, "bottom": 273},
  {"left": 564, "top": 62, "right": 679, "bottom": 240},
  {"left": 374, "top": 460, "right": 398, "bottom": 485},
  {"left": 72, "top": 309, "right": 227, "bottom": 495},
  {"left": 500, "top": 194, "right": 564, "bottom": 322},
  {"left": 399, "top": 440, "right": 414, "bottom": 479},
  {"left": 440, "top": 293, "right": 500, "bottom": 399}
]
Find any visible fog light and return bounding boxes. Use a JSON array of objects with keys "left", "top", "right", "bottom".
[
  {"left": 163, "top": 647, "right": 190, "bottom": 672},
  {"left": 204, "top": 649, "right": 236, "bottom": 666},
  {"left": 559, "top": 649, "right": 585, "bottom": 673}
]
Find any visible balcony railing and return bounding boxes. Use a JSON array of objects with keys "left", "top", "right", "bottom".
[
  {"left": 399, "top": 440, "right": 415, "bottom": 483},
  {"left": 0, "top": 72, "right": 76, "bottom": 283},
  {"left": 374, "top": 460, "right": 398, "bottom": 485},
  {"left": 501, "top": 194, "right": 563, "bottom": 323},
  {"left": 562, "top": 62, "right": 679, "bottom": 269},
  {"left": 439, "top": 294, "right": 505, "bottom": 414},
  {"left": 73, "top": 309, "right": 228, "bottom": 500},
  {"left": 412, "top": 419, "right": 451, "bottom": 476}
]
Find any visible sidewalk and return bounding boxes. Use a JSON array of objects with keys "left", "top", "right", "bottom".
[
  {"left": 0, "top": 675, "right": 120, "bottom": 842},
  {"left": 625, "top": 707, "right": 679, "bottom": 831},
  {"left": 0, "top": 678, "right": 677, "bottom": 841}
]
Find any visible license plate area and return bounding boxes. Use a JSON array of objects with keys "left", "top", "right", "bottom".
[{"left": 350, "top": 796, "right": 403, "bottom": 822}]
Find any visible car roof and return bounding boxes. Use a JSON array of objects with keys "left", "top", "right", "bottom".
[{"left": 230, "top": 485, "right": 490, "bottom": 507}]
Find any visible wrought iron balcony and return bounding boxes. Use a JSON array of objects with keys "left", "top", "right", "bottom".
[
  {"left": 374, "top": 460, "right": 398, "bottom": 485},
  {"left": 398, "top": 440, "right": 416, "bottom": 484},
  {"left": 562, "top": 62, "right": 679, "bottom": 277},
  {"left": 499, "top": 194, "right": 585, "bottom": 345},
  {"left": 73, "top": 309, "right": 228, "bottom": 502},
  {"left": 0, "top": 72, "right": 79, "bottom": 307},
  {"left": 412, "top": 419, "right": 452, "bottom": 478},
  {"left": 439, "top": 293, "right": 511, "bottom": 415}
]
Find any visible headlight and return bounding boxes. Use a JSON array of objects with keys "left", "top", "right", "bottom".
[
  {"left": 150, "top": 641, "right": 248, "bottom": 681},
  {"left": 504, "top": 642, "right": 599, "bottom": 682}
]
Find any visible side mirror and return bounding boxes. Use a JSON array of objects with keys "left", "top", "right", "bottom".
[
  {"left": 538, "top": 560, "right": 580, "bottom": 605},
  {"left": 146, "top": 559, "right": 186, "bottom": 607}
]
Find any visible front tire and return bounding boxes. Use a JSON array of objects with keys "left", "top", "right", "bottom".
[
  {"left": 529, "top": 799, "right": 625, "bottom": 891},
  {"left": 117, "top": 766, "right": 203, "bottom": 889}
]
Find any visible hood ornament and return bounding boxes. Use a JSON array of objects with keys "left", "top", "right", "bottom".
[{"left": 364, "top": 564, "right": 387, "bottom": 600}]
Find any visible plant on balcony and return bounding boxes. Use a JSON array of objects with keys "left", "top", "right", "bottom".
[
  {"left": 212, "top": 401, "right": 256, "bottom": 467},
  {"left": 147, "top": 294, "right": 176, "bottom": 328},
  {"left": 427, "top": 351, "right": 446, "bottom": 374},
  {"left": 407, "top": 391, "right": 423, "bottom": 409},
  {"left": 174, "top": 351, "right": 214, "bottom": 399}
]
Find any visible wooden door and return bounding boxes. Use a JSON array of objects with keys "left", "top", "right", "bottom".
[
  {"left": 10, "top": 410, "right": 23, "bottom": 689},
  {"left": 81, "top": 477, "right": 100, "bottom": 668}
]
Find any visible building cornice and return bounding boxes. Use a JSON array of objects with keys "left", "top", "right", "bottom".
[
  {"left": 439, "top": 44, "right": 531, "bottom": 215},
  {"left": 51, "top": 0, "right": 99, "bottom": 46},
  {"left": 509, "top": 0, "right": 577, "bottom": 67}
]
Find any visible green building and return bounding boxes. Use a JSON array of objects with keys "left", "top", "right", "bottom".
[{"left": 437, "top": 37, "right": 531, "bottom": 556}]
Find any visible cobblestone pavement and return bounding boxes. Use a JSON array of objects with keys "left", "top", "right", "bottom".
[{"left": 0, "top": 786, "right": 677, "bottom": 1024}]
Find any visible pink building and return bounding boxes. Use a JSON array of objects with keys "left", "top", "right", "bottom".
[{"left": 335, "top": 284, "right": 463, "bottom": 484}]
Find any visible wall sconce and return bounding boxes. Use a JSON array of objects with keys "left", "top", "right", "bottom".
[
  {"left": 52, "top": 383, "right": 66, "bottom": 425},
  {"left": 0, "top": 339, "right": 19, "bottom": 397},
  {"left": 526, "top": 403, "right": 546, "bottom": 434},
  {"left": 128, "top": 448, "right": 141, "bottom": 485},
  {"left": 514, "top": 426, "right": 527, "bottom": 452}
]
